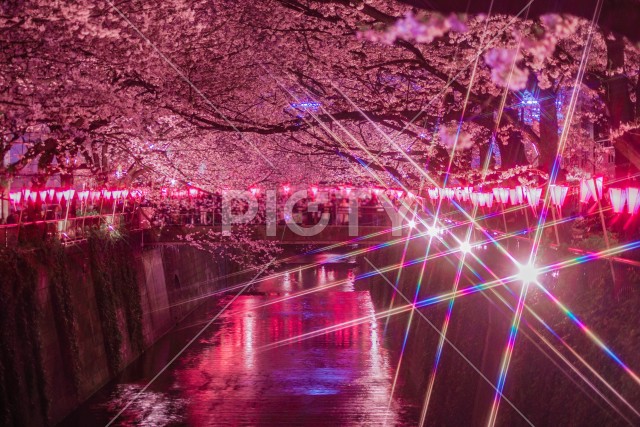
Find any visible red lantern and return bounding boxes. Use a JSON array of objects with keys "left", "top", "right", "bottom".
[
  {"left": 609, "top": 188, "right": 627, "bottom": 214},
  {"left": 428, "top": 188, "right": 439, "bottom": 200},
  {"left": 549, "top": 185, "right": 568, "bottom": 207},
  {"left": 627, "top": 188, "right": 640, "bottom": 215},
  {"left": 509, "top": 187, "right": 524, "bottom": 205},
  {"left": 9, "top": 191, "right": 22, "bottom": 204},
  {"left": 581, "top": 177, "right": 604, "bottom": 203},
  {"left": 526, "top": 187, "right": 542, "bottom": 208}
]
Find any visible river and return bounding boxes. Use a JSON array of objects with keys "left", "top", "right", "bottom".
[{"left": 60, "top": 254, "right": 420, "bottom": 426}]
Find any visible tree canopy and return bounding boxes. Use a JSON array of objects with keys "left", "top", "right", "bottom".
[{"left": 2, "top": 0, "right": 639, "bottom": 190}]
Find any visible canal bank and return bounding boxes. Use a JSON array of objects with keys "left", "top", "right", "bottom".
[{"left": 0, "top": 231, "right": 244, "bottom": 426}]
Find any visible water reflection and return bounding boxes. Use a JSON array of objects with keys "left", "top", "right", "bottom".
[{"left": 61, "top": 258, "right": 417, "bottom": 426}]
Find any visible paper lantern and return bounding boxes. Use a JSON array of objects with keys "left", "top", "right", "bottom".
[
  {"left": 9, "top": 191, "right": 22, "bottom": 204},
  {"left": 549, "top": 185, "right": 568, "bottom": 207},
  {"left": 483, "top": 193, "right": 494, "bottom": 208},
  {"left": 493, "top": 188, "right": 509, "bottom": 204},
  {"left": 526, "top": 187, "right": 542, "bottom": 208},
  {"left": 121, "top": 190, "right": 129, "bottom": 198},
  {"left": 499, "top": 188, "right": 510, "bottom": 204},
  {"left": 492, "top": 188, "right": 501, "bottom": 202},
  {"left": 608, "top": 188, "right": 627, "bottom": 214},
  {"left": 509, "top": 187, "right": 523, "bottom": 205},
  {"left": 593, "top": 177, "right": 604, "bottom": 199},
  {"left": 28, "top": 191, "right": 37, "bottom": 203},
  {"left": 39, "top": 190, "right": 48, "bottom": 202},
  {"left": 627, "top": 188, "right": 640, "bottom": 215},
  {"left": 428, "top": 188, "right": 438, "bottom": 200},
  {"left": 581, "top": 177, "right": 604, "bottom": 203},
  {"left": 445, "top": 188, "right": 454, "bottom": 200}
]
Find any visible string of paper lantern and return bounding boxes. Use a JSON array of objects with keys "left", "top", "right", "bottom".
[{"left": 5, "top": 177, "right": 640, "bottom": 217}]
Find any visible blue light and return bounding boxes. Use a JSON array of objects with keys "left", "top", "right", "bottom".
[{"left": 290, "top": 101, "right": 321, "bottom": 111}]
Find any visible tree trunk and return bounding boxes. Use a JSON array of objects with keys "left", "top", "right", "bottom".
[
  {"left": 605, "top": 34, "right": 634, "bottom": 128},
  {"left": 499, "top": 130, "right": 529, "bottom": 169},
  {"left": 606, "top": 33, "right": 639, "bottom": 179},
  {"left": 538, "top": 88, "right": 559, "bottom": 173}
]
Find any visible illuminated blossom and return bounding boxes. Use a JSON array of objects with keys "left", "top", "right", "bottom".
[{"left": 484, "top": 48, "right": 529, "bottom": 90}]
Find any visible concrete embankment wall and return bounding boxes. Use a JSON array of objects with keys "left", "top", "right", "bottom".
[
  {"left": 357, "top": 236, "right": 640, "bottom": 426},
  {"left": 0, "top": 233, "right": 240, "bottom": 427}
]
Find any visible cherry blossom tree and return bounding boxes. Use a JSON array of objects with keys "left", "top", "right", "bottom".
[{"left": 1, "top": 0, "right": 639, "bottom": 193}]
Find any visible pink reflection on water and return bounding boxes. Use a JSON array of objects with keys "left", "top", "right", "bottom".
[{"left": 101, "top": 265, "right": 416, "bottom": 425}]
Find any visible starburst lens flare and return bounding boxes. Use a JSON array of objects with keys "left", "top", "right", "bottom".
[
  {"left": 459, "top": 241, "right": 472, "bottom": 254},
  {"left": 516, "top": 262, "right": 538, "bottom": 284}
]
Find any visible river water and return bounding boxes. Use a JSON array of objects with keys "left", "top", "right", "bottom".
[{"left": 61, "top": 254, "right": 419, "bottom": 426}]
